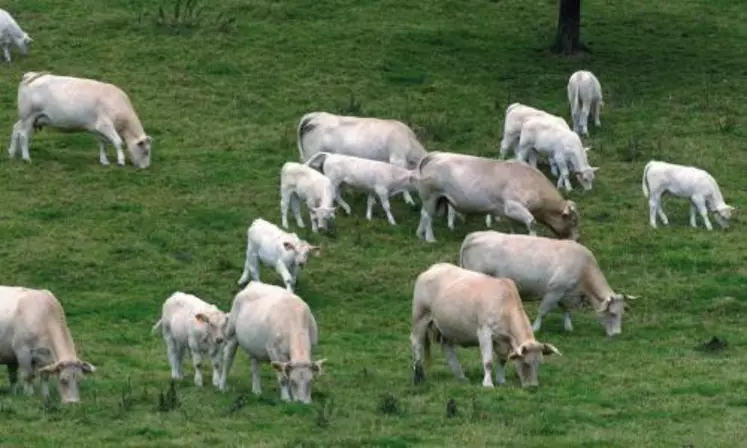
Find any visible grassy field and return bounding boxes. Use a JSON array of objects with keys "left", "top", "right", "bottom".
[{"left": 1, "top": 0, "right": 746, "bottom": 446}]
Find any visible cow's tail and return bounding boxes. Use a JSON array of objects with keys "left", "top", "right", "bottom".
[
  {"left": 416, "top": 151, "right": 439, "bottom": 176},
  {"left": 296, "top": 112, "right": 319, "bottom": 162},
  {"left": 642, "top": 161, "right": 653, "bottom": 198},
  {"left": 569, "top": 77, "right": 582, "bottom": 118},
  {"left": 151, "top": 319, "right": 163, "bottom": 336}
]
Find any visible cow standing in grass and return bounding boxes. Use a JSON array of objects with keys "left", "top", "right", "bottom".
[
  {"left": 8, "top": 71, "right": 153, "bottom": 168},
  {"left": 567, "top": 70, "right": 604, "bottom": 136},
  {"left": 0, "top": 9, "right": 32, "bottom": 63}
]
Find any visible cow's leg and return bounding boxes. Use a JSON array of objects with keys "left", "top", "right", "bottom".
[
  {"left": 416, "top": 204, "right": 437, "bottom": 243},
  {"left": 279, "top": 189, "right": 291, "bottom": 229},
  {"left": 290, "top": 194, "right": 305, "bottom": 228},
  {"left": 593, "top": 99, "right": 602, "bottom": 127},
  {"left": 188, "top": 341, "right": 204, "bottom": 387},
  {"left": 3, "top": 45, "right": 11, "bottom": 62},
  {"left": 409, "top": 317, "right": 430, "bottom": 384},
  {"left": 275, "top": 261, "right": 295, "bottom": 292},
  {"left": 532, "top": 291, "right": 564, "bottom": 332},
  {"left": 580, "top": 103, "right": 591, "bottom": 136},
  {"left": 333, "top": 183, "right": 352, "bottom": 215},
  {"left": 16, "top": 118, "right": 36, "bottom": 162},
  {"left": 94, "top": 120, "right": 125, "bottom": 166},
  {"left": 210, "top": 348, "right": 222, "bottom": 388},
  {"left": 365, "top": 194, "right": 376, "bottom": 221},
  {"left": 558, "top": 300, "right": 573, "bottom": 332},
  {"left": 13, "top": 347, "right": 35, "bottom": 395},
  {"left": 442, "top": 343, "right": 467, "bottom": 382},
  {"left": 276, "top": 370, "right": 291, "bottom": 401},
  {"left": 503, "top": 200, "right": 536, "bottom": 236},
  {"left": 377, "top": 189, "right": 397, "bottom": 225},
  {"left": 494, "top": 354, "right": 507, "bottom": 385},
  {"left": 307, "top": 200, "right": 319, "bottom": 233},
  {"left": 218, "top": 337, "right": 239, "bottom": 391},
  {"left": 498, "top": 133, "right": 517, "bottom": 160},
  {"left": 692, "top": 195, "right": 713, "bottom": 230},
  {"left": 485, "top": 214, "right": 492, "bottom": 227},
  {"left": 97, "top": 139, "right": 111, "bottom": 166},
  {"left": 237, "top": 241, "right": 258, "bottom": 286},
  {"left": 7, "top": 363, "right": 19, "bottom": 394},
  {"left": 251, "top": 357, "right": 262, "bottom": 395},
  {"left": 477, "top": 327, "right": 495, "bottom": 388},
  {"left": 8, "top": 120, "right": 23, "bottom": 158},
  {"left": 167, "top": 338, "right": 185, "bottom": 380},
  {"left": 648, "top": 190, "right": 663, "bottom": 229}
]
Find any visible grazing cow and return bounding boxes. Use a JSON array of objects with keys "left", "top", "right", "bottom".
[
  {"left": 296, "top": 111, "right": 427, "bottom": 206},
  {"left": 219, "top": 281, "right": 325, "bottom": 404},
  {"left": 498, "top": 102, "right": 569, "bottom": 161},
  {"left": 304, "top": 152, "right": 419, "bottom": 225},
  {"left": 516, "top": 116, "right": 598, "bottom": 191},
  {"left": 237, "top": 218, "right": 320, "bottom": 292},
  {"left": 410, "top": 263, "right": 561, "bottom": 388},
  {"left": 0, "top": 9, "right": 32, "bottom": 63},
  {"left": 460, "top": 231, "right": 637, "bottom": 337},
  {"left": 567, "top": 70, "right": 604, "bottom": 136},
  {"left": 0, "top": 286, "right": 95, "bottom": 403},
  {"left": 8, "top": 72, "right": 153, "bottom": 168},
  {"left": 280, "top": 162, "right": 337, "bottom": 233},
  {"left": 642, "top": 160, "right": 736, "bottom": 230},
  {"left": 416, "top": 152, "right": 581, "bottom": 242},
  {"left": 151, "top": 292, "right": 228, "bottom": 388}
]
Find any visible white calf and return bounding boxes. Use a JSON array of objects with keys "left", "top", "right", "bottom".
[
  {"left": 280, "top": 162, "right": 337, "bottom": 233},
  {"left": 0, "top": 9, "right": 32, "bottom": 63},
  {"left": 152, "top": 292, "right": 228, "bottom": 388},
  {"left": 237, "top": 218, "right": 320, "bottom": 292},
  {"left": 642, "top": 160, "right": 735, "bottom": 230}
]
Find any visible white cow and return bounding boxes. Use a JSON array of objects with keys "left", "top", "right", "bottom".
[
  {"left": 297, "top": 111, "right": 427, "bottom": 206},
  {"left": 516, "top": 116, "right": 598, "bottom": 191},
  {"left": 151, "top": 292, "right": 228, "bottom": 388},
  {"left": 460, "top": 231, "right": 637, "bottom": 337},
  {"left": 567, "top": 70, "right": 603, "bottom": 136},
  {"left": 304, "top": 152, "right": 419, "bottom": 225},
  {"left": 0, "top": 286, "right": 95, "bottom": 403},
  {"left": 498, "top": 102, "right": 569, "bottom": 161},
  {"left": 237, "top": 218, "right": 320, "bottom": 292},
  {"left": 280, "top": 162, "right": 337, "bottom": 233},
  {"left": 410, "top": 263, "right": 561, "bottom": 388},
  {"left": 219, "top": 281, "right": 325, "bottom": 404},
  {"left": 642, "top": 160, "right": 735, "bottom": 230},
  {"left": 416, "top": 152, "right": 581, "bottom": 243},
  {"left": 8, "top": 72, "right": 153, "bottom": 168},
  {"left": 0, "top": 9, "right": 32, "bottom": 63}
]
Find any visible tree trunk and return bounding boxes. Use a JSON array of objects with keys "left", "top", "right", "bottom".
[{"left": 552, "top": 0, "right": 586, "bottom": 54}]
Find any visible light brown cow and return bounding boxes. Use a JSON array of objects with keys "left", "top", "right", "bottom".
[
  {"left": 410, "top": 263, "right": 561, "bottom": 388},
  {"left": 0, "top": 286, "right": 95, "bottom": 403},
  {"left": 416, "top": 151, "right": 581, "bottom": 242}
]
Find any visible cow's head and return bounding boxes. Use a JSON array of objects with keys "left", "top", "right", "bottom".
[
  {"left": 35, "top": 348, "right": 96, "bottom": 403},
  {"left": 507, "top": 341, "right": 561, "bottom": 388},
  {"left": 129, "top": 136, "right": 153, "bottom": 169},
  {"left": 574, "top": 166, "right": 598, "bottom": 191},
  {"left": 554, "top": 200, "right": 581, "bottom": 241},
  {"left": 595, "top": 294, "right": 636, "bottom": 337},
  {"left": 271, "top": 358, "right": 326, "bottom": 404},
  {"left": 282, "top": 238, "right": 320, "bottom": 268},
  {"left": 195, "top": 310, "right": 229, "bottom": 353},
  {"left": 15, "top": 33, "right": 32, "bottom": 55},
  {"left": 311, "top": 206, "right": 336, "bottom": 232},
  {"left": 716, "top": 204, "right": 736, "bottom": 221}
]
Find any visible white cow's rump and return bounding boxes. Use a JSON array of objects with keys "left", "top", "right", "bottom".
[
  {"left": 642, "top": 160, "right": 735, "bottom": 230},
  {"left": 567, "top": 70, "right": 603, "bottom": 136}
]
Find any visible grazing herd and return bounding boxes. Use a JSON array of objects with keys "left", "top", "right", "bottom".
[{"left": 0, "top": 7, "right": 738, "bottom": 406}]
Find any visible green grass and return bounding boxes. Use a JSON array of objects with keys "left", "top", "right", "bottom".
[{"left": 1, "top": 0, "right": 746, "bottom": 446}]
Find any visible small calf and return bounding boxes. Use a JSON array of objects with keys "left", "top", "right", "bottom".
[
  {"left": 498, "top": 102, "right": 569, "bottom": 160},
  {"left": 0, "top": 9, "right": 32, "bottom": 63},
  {"left": 567, "top": 70, "right": 604, "bottom": 136},
  {"left": 304, "top": 152, "right": 418, "bottom": 225},
  {"left": 642, "top": 160, "right": 736, "bottom": 230},
  {"left": 280, "top": 162, "right": 337, "bottom": 233},
  {"left": 152, "top": 292, "right": 228, "bottom": 388},
  {"left": 411, "top": 263, "right": 561, "bottom": 388},
  {"left": 237, "top": 218, "right": 320, "bottom": 292}
]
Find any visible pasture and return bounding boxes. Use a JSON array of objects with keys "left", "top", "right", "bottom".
[{"left": 1, "top": 0, "right": 747, "bottom": 446}]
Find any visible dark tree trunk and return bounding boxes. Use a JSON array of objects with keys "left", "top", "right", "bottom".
[{"left": 552, "top": 0, "right": 586, "bottom": 54}]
